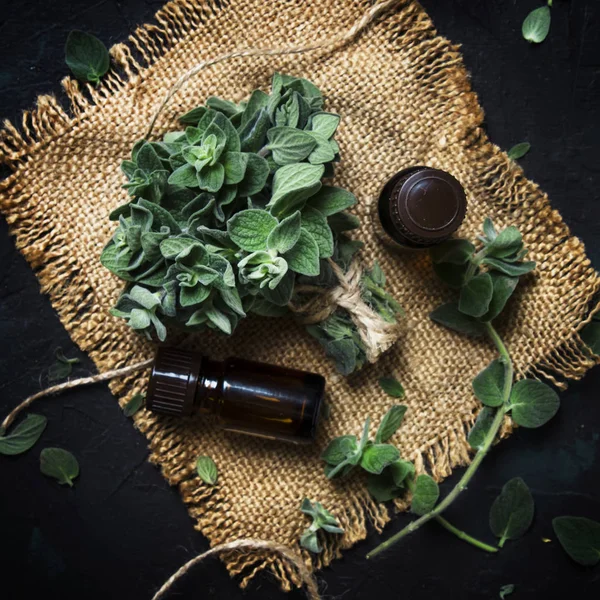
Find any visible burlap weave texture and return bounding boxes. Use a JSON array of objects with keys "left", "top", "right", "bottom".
[{"left": 1, "top": 0, "right": 598, "bottom": 589}]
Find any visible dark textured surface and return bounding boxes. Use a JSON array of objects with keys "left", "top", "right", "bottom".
[{"left": 1, "top": 1, "right": 599, "bottom": 598}]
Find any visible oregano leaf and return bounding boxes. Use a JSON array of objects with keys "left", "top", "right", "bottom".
[
  {"left": 266, "top": 127, "right": 317, "bottom": 165},
  {"left": 430, "top": 302, "right": 487, "bottom": 337},
  {"left": 522, "top": 6, "right": 551, "bottom": 44},
  {"left": 0, "top": 414, "right": 47, "bottom": 456},
  {"left": 375, "top": 405, "right": 407, "bottom": 443},
  {"left": 378, "top": 377, "right": 405, "bottom": 399},
  {"left": 468, "top": 407, "right": 497, "bottom": 450},
  {"left": 411, "top": 474, "right": 439, "bottom": 516},
  {"left": 321, "top": 435, "right": 358, "bottom": 466},
  {"left": 47, "top": 348, "right": 80, "bottom": 382},
  {"left": 65, "top": 31, "right": 110, "bottom": 84},
  {"left": 360, "top": 444, "right": 401, "bottom": 475},
  {"left": 459, "top": 272, "right": 494, "bottom": 318},
  {"left": 123, "top": 393, "right": 145, "bottom": 417},
  {"left": 40, "top": 448, "right": 79, "bottom": 486},
  {"left": 301, "top": 207, "right": 334, "bottom": 258},
  {"left": 283, "top": 228, "right": 320, "bottom": 276},
  {"left": 266, "top": 211, "right": 302, "bottom": 253},
  {"left": 508, "top": 379, "right": 560, "bottom": 428},
  {"left": 507, "top": 142, "right": 531, "bottom": 160},
  {"left": 489, "top": 477, "right": 534, "bottom": 547},
  {"left": 228, "top": 209, "right": 278, "bottom": 252},
  {"left": 196, "top": 455, "right": 218, "bottom": 485},
  {"left": 472, "top": 359, "right": 506, "bottom": 407},
  {"left": 552, "top": 516, "right": 600, "bottom": 566}
]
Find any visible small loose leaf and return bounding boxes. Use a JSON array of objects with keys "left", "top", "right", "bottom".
[
  {"left": 552, "top": 516, "right": 600, "bottom": 566},
  {"left": 411, "top": 474, "right": 439, "bottom": 516},
  {"left": 507, "top": 142, "right": 531, "bottom": 161},
  {"left": 499, "top": 584, "right": 516, "bottom": 599},
  {"left": 468, "top": 407, "right": 497, "bottom": 450},
  {"left": 300, "top": 530, "right": 321, "bottom": 553},
  {"left": 0, "top": 414, "right": 47, "bottom": 456},
  {"left": 378, "top": 377, "right": 405, "bottom": 399},
  {"left": 581, "top": 320, "right": 600, "bottom": 356},
  {"left": 40, "top": 448, "right": 79, "bottom": 486},
  {"left": 47, "top": 348, "right": 80, "bottom": 382},
  {"left": 123, "top": 393, "right": 144, "bottom": 417},
  {"left": 196, "top": 455, "right": 218, "bottom": 485},
  {"left": 489, "top": 477, "right": 534, "bottom": 547},
  {"left": 472, "top": 359, "right": 506, "bottom": 407},
  {"left": 375, "top": 405, "right": 407, "bottom": 443},
  {"left": 65, "top": 31, "right": 110, "bottom": 84},
  {"left": 508, "top": 379, "right": 560, "bottom": 428},
  {"left": 522, "top": 6, "right": 551, "bottom": 44}
]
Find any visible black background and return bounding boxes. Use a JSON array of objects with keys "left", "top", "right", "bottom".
[{"left": 1, "top": 1, "right": 599, "bottom": 599}]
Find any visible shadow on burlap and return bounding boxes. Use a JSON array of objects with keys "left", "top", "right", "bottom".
[{"left": 1, "top": 0, "right": 598, "bottom": 590}]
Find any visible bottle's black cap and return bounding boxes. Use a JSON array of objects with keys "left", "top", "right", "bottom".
[
  {"left": 389, "top": 167, "right": 467, "bottom": 246},
  {"left": 146, "top": 347, "right": 202, "bottom": 417}
]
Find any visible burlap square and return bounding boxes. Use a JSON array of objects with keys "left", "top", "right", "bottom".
[{"left": 1, "top": 0, "right": 598, "bottom": 589}]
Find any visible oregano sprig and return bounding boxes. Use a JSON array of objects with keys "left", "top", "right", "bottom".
[
  {"left": 367, "top": 218, "right": 561, "bottom": 559},
  {"left": 299, "top": 498, "right": 344, "bottom": 553}
]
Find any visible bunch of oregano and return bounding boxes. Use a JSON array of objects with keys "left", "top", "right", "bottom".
[{"left": 101, "top": 74, "right": 401, "bottom": 374}]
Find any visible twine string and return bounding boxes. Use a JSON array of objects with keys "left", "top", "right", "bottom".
[
  {"left": 145, "top": 0, "right": 402, "bottom": 137},
  {"left": 151, "top": 539, "right": 320, "bottom": 600},
  {"left": 1, "top": 358, "right": 153, "bottom": 432}
]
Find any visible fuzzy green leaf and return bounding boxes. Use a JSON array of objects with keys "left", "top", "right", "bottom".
[
  {"left": 310, "top": 112, "right": 340, "bottom": 138},
  {"left": 486, "top": 226, "right": 523, "bottom": 259},
  {"left": 360, "top": 444, "right": 401, "bottom": 475},
  {"left": 268, "top": 163, "right": 324, "bottom": 218},
  {"left": 459, "top": 272, "right": 494, "bottom": 317},
  {"left": 228, "top": 209, "right": 278, "bottom": 252},
  {"left": 266, "top": 211, "right": 302, "bottom": 254},
  {"left": 283, "top": 228, "right": 320, "bottom": 276},
  {"left": 301, "top": 207, "right": 334, "bottom": 258},
  {"left": 522, "top": 6, "right": 551, "bottom": 44},
  {"left": 300, "top": 530, "right": 321, "bottom": 553},
  {"left": 0, "top": 414, "right": 47, "bottom": 456},
  {"left": 65, "top": 31, "right": 110, "bottom": 83},
  {"left": 472, "top": 359, "right": 506, "bottom": 407},
  {"left": 378, "top": 377, "right": 405, "bottom": 399},
  {"left": 47, "top": 348, "right": 80, "bottom": 382},
  {"left": 430, "top": 302, "right": 486, "bottom": 337},
  {"left": 489, "top": 477, "right": 534, "bottom": 547},
  {"left": 468, "top": 407, "right": 497, "bottom": 450},
  {"left": 267, "top": 127, "right": 317, "bottom": 165},
  {"left": 308, "top": 132, "right": 336, "bottom": 164},
  {"left": 306, "top": 186, "right": 355, "bottom": 216},
  {"left": 375, "top": 405, "right": 407, "bottom": 443},
  {"left": 197, "top": 163, "right": 224, "bottom": 193},
  {"left": 237, "top": 154, "right": 269, "bottom": 196},
  {"left": 482, "top": 274, "right": 519, "bottom": 322},
  {"left": 430, "top": 239, "right": 475, "bottom": 265},
  {"left": 552, "top": 516, "right": 600, "bottom": 566},
  {"left": 507, "top": 143, "right": 531, "bottom": 160},
  {"left": 40, "top": 448, "right": 79, "bottom": 487},
  {"left": 483, "top": 258, "right": 536, "bottom": 277},
  {"left": 196, "top": 455, "right": 218, "bottom": 485},
  {"left": 321, "top": 435, "right": 358, "bottom": 465},
  {"left": 411, "top": 474, "right": 439, "bottom": 516},
  {"left": 222, "top": 152, "right": 248, "bottom": 185},
  {"left": 508, "top": 379, "right": 560, "bottom": 428}
]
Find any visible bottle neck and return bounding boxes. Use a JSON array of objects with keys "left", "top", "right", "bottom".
[{"left": 195, "top": 357, "right": 225, "bottom": 415}]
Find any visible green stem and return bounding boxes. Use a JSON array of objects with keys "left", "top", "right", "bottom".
[
  {"left": 366, "top": 322, "right": 512, "bottom": 560},
  {"left": 434, "top": 516, "right": 498, "bottom": 553}
]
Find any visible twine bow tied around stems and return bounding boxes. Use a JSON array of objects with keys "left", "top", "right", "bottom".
[{"left": 289, "top": 259, "right": 402, "bottom": 363}]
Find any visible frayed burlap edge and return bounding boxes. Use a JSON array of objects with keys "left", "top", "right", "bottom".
[{"left": 1, "top": 0, "right": 599, "bottom": 591}]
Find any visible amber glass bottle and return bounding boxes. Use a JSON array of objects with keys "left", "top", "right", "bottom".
[
  {"left": 374, "top": 166, "right": 467, "bottom": 250},
  {"left": 146, "top": 347, "right": 325, "bottom": 444}
]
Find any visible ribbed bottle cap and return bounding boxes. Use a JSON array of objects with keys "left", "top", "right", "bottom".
[
  {"left": 146, "top": 347, "right": 202, "bottom": 417},
  {"left": 390, "top": 167, "right": 467, "bottom": 246}
]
